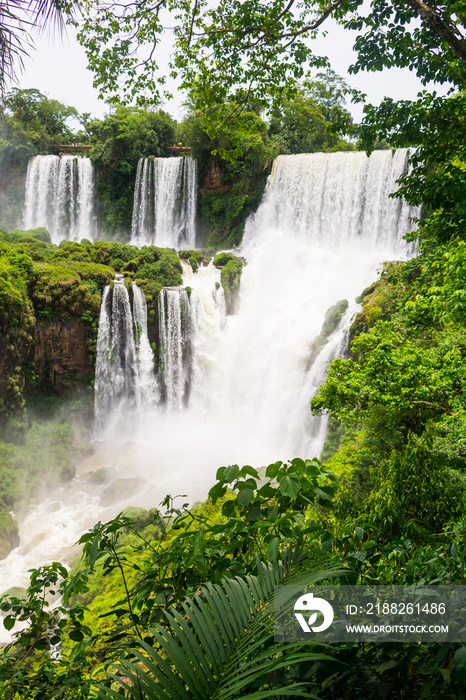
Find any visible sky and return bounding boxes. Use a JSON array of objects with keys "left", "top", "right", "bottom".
[{"left": 14, "top": 15, "right": 449, "bottom": 125}]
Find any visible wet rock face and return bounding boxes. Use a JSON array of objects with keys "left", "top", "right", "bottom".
[
  {"left": 32, "top": 319, "right": 93, "bottom": 395},
  {"left": 201, "top": 162, "right": 229, "bottom": 194}
]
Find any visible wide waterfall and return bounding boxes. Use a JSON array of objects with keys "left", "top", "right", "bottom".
[
  {"left": 130, "top": 156, "right": 197, "bottom": 248},
  {"left": 23, "top": 154, "right": 97, "bottom": 243},
  {"left": 244, "top": 149, "right": 416, "bottom": 249},
  {"left": 0, "top": 149, "right": 421, "bottom": 610}
]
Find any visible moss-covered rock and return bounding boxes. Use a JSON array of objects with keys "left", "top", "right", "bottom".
[
  {"left": 189, "top": 256, "right": 199, "bottom": 273},
  {"left": 0, "top": 511, "right": 19, "bottom": 559},
  {"left": 306, "top": 299, "right": 349, "bottom": 369},
  {"left": 0, "top": 232, "right": 187, "bottom": 417},
  {"left": 322, "top": 299, "right": 349, "bottom": 337},
  {"left": 351, "top": 261, "right": 407, "bottom": 340},
  {"left": 87, "top": 467, "right": 113, "bottom": 485},
  {"left": 213, "top": 252, "right": 236, "bottom": 267},
  {"left": 219, "top": 256, "right": 244, "bottom": 314},
  {"left": 0, "top": 241, "right": 37, "bottom": 418},
  {"left": 179, "top": 250, "right": 204, "bottom": 264}
]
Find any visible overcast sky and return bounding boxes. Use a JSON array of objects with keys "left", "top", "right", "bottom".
[{"left": 14, "top": 16, "right": 449, "bottom": 125}]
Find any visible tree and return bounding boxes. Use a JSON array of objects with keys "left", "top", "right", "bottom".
[
  {"left": 4, "top": 87, "right": 78, "bottom": 139},
  {"left": 303, "top": 68, "right": 353, "bottom": 123},
  {"left": 268, "top": 72, "right": 354, "bottom": 154},
  {"left": 0, "top": 88, "right": 80, "bottom": 175}
]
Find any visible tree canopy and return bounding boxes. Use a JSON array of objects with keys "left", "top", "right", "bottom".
[{"left": 70, "top": 0, "right": 464, "bottom": 110}]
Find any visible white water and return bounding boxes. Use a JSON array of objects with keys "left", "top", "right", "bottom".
[
  {"left": 23, "top": 155, "right": 97, "bottom": 243},
  {"left": 133, "top": 283, "right": 159, "bottom": 409},
  {"left": 0, "top": 149, "right": 420, "bottom": 621},
  {"left": 130, "top": 157, "right": 197, "bottom": 248},
  {"left": 158, "top": 287, "right": 192, "bottom": 410},
  {"left": 94, "top": 277, "right": 157, "bottom": 434}
]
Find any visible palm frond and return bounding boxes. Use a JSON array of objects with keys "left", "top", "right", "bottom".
[
  {"left": 0, "top": 1, "right": 29, "bottom": 90},
  {"left": 98, "top": 554, "right": 345, "bottom": 700},
  {"left": 0, "top": 0, "right": 78, "bottom": 91}
]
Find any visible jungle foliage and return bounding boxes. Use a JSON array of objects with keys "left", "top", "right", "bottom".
[
  {"left": 0, "top": 88, "right": 79, "bottom": 169},
  {"left": 84, "top": 107, "right": 177, "bottom": 238},
  {"left": 1, "top": 454, "right": 466, "bottom": 698}
]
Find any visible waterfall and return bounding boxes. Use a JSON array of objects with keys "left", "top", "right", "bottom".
[
  {"left": 243, "top": 149, "right": 417, "bottom": 251},
  {"left": 1, "top": 148, "right": 422, "bottom": 604},
  {"left": 180, "top": 261, "right": 227, "bottom": 411},
  {"left": 23, "top": 155, "right": 97, "bottom": 243},
  {"left": 94, "top": 277, "right": 156, "bottom": 431},
  {"left": 132, "top": 283, "right": 159, "bottom": 408},
  {"left": 233, "top": 148, "right": 419, "bottom": 457},
  {"left": 94, "top": 276, "right": 138, "bottom": 428},
  {"left": 158, "top": 287, "right": 193, "bottom": 410},
  {"left": 130, "top": 157, "right": 197, "bottom": 248}
]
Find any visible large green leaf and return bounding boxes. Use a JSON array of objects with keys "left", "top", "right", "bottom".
[{"left": 98, "top": 555, "right": 344, "bottom": 699}]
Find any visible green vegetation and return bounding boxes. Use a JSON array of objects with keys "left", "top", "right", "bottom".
[
  {"left": 2, "top": 453, "right": 466, "bottom": 697},
  {"left": 215, "top": 255, "right": 244, "bottom": 315},
  {"left": 311, "top": 253, "right": 466, "bottom": 543},
  {"left": 178, "top": 250, "right": 205, "bottom": 264},
  {"left": 269, "top": 71, "right": 355, "bottom": 154},
  {"left": 212, "top": 252, "right": 236, "bottom": 267},
  {"left": 0, "top": 88, "right": 78, "bottom": 172}
]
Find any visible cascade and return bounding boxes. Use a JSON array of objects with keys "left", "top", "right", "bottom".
[
  {"left": 233, "top": 149, "right": 420, "bottom": 457},
  {"left": 94, "top": 276, "right": 156, "bottom": 431},
  {"left": 23, "top": 154, "right": 97, "bottom": 243},
  {"left": 97, "top": 148, "right": 419, "bottom": 457},
  {"left": 132, "top": 283, "right": 159, "bottom": 408},
  {"left": 130, "top": 156, "right": 197, "bottom": 248},
  {"left": 95, "top": 264, "right": 225, "bottom": 420},
  {"left": 158, "top": 287, "right": 193, "bottom": 409}
]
